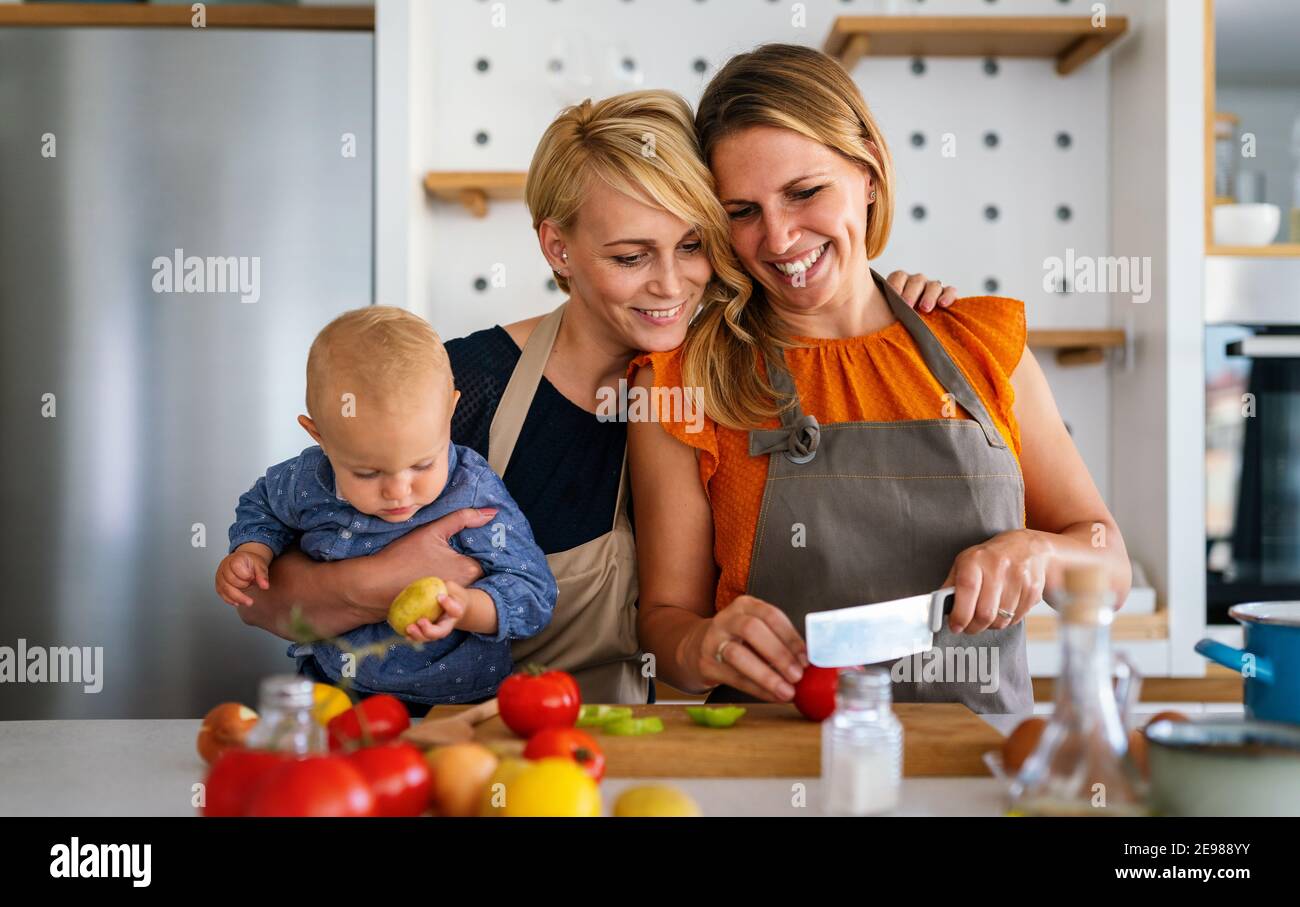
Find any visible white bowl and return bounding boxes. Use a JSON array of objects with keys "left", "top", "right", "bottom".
[{"left": 1213, "top": 203, "right": 1281, "bottom": 246}]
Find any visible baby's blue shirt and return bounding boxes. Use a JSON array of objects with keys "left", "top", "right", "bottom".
[{"left": 227, "top": 443, "right": 556, "bottom": 704}]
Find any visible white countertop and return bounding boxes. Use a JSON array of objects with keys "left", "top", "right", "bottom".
[{"left": 0, "top": 718, "right": 1020, "bottom": 817}]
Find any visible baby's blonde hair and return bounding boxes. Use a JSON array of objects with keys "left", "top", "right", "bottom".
[{"left": 305, "top": 306, "right": 453, "bottom": 421}]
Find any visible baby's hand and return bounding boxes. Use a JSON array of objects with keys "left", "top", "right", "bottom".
[
  {"left": 216, "top": 544, "right": 273, "bottom": 607},
  {"left": 403, "top": 579, "right": 470, "bottom": 643}
]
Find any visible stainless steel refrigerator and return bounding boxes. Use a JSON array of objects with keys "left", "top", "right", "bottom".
[{"left": 0, "top": 27, "right": 374, "bottom": 718}]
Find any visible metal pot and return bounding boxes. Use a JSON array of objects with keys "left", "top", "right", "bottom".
[
  {"left": 1146, "top": 718, "right": 1300, "bottom": 817},
  {"left": 1196, "top": 602, "right": 1300, "bottom": 724}
]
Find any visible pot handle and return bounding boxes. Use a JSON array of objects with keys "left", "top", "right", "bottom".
[{"left": 1194, "top": 639, "right": 1275, "bottom": 683}]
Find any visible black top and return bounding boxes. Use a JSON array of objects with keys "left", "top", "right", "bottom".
[{"left": 446, "top": 326, "right": 628, "bottom": 555}]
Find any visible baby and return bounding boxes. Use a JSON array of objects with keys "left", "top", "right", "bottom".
[{"left": 215, "top": 306, "right": 556, "bottom": 706}]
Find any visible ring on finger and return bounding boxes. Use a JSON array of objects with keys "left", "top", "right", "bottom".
[
  {"left": 714, "top": 639, "right": 734, "bottom": 664},
  {"left": 997, "top": 608, "right": 1015, "bottom": 620}
]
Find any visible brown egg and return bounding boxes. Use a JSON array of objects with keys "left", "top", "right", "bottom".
[
  {"left": 1001, "top": 716, "right": 1048, "bottom": 774},
  {"left": 1145, "top": 710, "right": 1189, "bottom": 727},
  {"left": 1128, "top": 728, "right": 1150, "bottom": 778},
  {"left": 197, "top": 703, "right": 259, "bottom": 765},
  {"left": 426, "top": 743, "right": 499, "bottom": 818}
]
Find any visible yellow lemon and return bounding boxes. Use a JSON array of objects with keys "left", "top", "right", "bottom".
[
  {"left": 501, "top": 758, "right": 601, "bottom": 818},
  {"left": 310, "top": 684, "right": 352, "bottom": 727},
  {"left": 387, "top": 576, "right": 447, "bottom": 636},
  {"left": 479, "top": 757, "right": 531, "bottom": 816},
  {"left": 613, "top": 785, "right": 702, "bottom": 817}
]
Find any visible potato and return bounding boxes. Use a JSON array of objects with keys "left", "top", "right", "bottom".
[{"left": 387, "top": 576, "right": 448, "bottom": 637}]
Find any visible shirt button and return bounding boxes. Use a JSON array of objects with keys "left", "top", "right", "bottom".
[{"left": 340, "top": 529, "right": 352, "bottom": 539}]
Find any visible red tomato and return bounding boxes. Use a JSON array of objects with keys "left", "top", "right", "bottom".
[
  {"left": 202, "top": 748, "right": 291, "bottom": 817},
  {"left": 523, "top": 727, "right": 606, "bottom": 782},
  {"left": 498, "top": 666, "right": 581, "bottom": 738},
  {"left": 327, "top": 694, "right": 411, "bottom": 751},
  {"left": 244, "top": 755, "right": 376, "bottom": 817},
  {"left": 347, "top": 742, "right": 431, "bottom": 817},
  {"left": 794, "top": 665, "right": 857, "bottom": 722},
  {"left": 555, "top": 671, "right": 581, "bottom": 705}
]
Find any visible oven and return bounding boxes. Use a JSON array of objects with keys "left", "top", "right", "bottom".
[{"left": 1205, "top": 259, "right": 1300, "bottom": 623}]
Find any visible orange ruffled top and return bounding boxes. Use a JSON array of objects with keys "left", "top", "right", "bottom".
[{"left": 630, "top": 296, "right": 1027, "bottom": 613}]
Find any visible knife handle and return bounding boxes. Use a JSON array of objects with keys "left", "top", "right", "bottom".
[{"left": 929, "top": 588, "right": 957, "bottom": 633}]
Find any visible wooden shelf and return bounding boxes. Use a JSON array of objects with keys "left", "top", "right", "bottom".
[
  {"left": 1033, "top": 665, "right": 1244, "bottom": 704},
  {"left": 1207, "top": 243, "right": 1300, "bottom": 258},
  {"left": 0, "top": 3, "right": 373, "bottom": 30},
  {"left": 824, "top": 15, "right": 1129, "bottom": 76},
  {"left": 1027, "top": 328, "right": 1126, "bottom": 367},
  {"left": 423, "top": 171, "right": 526, "bottom": 218},
  {"left": 1026, "top": 609, "right": 1168, "bottom": 642}
]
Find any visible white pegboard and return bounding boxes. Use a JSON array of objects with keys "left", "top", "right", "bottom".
[{"left": 382, "top": 0, "right": 1119, "bottom": 499}]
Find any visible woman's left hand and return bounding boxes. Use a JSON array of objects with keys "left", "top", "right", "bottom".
[
  {"left": 887, "top": 271, "right": 959, "bottom": 313},
  {"left": 943, "top": 529, "right": 1050, "bottom": 634}
]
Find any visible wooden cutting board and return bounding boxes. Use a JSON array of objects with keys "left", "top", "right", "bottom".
[{"left": 425, "top": 703, "right": 1002, "bottom": 777}]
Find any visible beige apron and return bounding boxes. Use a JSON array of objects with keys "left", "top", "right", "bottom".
[
  {"left": 488, "top": 302, "right": 648, "bottom": 704},
  {"left": 709, "top": 269, "right": 1033, "bottom": 713}
]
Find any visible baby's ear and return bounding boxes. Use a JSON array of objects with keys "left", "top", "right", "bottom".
[{"left": 297, "top": 413, "right": 324, "bottom": 445}]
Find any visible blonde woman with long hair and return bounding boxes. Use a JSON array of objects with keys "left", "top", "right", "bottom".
[
  {"left": 630, "top": 45, "right": 1130, "bottom": 712},
  {"left": 235, "top": 88, "right": 955, "bottom": 707}
]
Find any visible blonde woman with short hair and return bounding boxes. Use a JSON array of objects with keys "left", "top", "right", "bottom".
[{"left": 236, "top": 88, "right": 956, "bottom": 705}]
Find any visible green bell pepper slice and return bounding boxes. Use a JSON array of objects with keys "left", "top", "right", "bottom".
[
  {"left": 603, "top": 716, "right": 665, "bottom": 736},
  {"left": 685, "top": 705, "right": 747, "bottom": 728},
  {"left": 576, "top": 705, "right": 634, "bottom": 728}
]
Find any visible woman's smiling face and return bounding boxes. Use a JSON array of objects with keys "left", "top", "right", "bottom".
[
  {"left": 546, "top": 177, "right": 714, "bottom": 353},
  {"left": 711, "top": 125, "right": 875, "bottom": 327}
]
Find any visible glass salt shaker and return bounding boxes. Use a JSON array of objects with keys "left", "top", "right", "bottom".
[
  {"left": 820, "top": 667, "right": 903, "bottom": 816},
  {"left": 242, "top": 675, "right": 326, "bottom": 754}
]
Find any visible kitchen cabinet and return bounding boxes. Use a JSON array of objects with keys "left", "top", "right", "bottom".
[{"left": 1204, "top": 0, "right": 1300, "bottom": 256}]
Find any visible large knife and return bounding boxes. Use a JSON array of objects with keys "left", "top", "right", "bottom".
[{"left": 805, "top": 588, "right": 956, "bottom": 668}]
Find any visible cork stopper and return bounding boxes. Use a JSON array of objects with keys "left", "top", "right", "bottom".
[
  {"left": 1064, "top": 564, "right": 1109, "bottom": 596},
  {"left": 1062, "top": 564, "right": 1112, "bottom": 625}
]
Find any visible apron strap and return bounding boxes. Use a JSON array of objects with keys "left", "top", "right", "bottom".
[
  {"left": 748, "top": 361, "right": 821, "bottom": 464},
  {"left": 874, "top": 269, "right": 1007, "bottom": 449},
  {"left": 487, "top": 301, "right": 631, "bottom": 530},
  {"left": 488, "top": 302, "right": 565, "bottom": 477},
  {"left": 746, "top": 269, "right": 1007, "bottom": 459}
]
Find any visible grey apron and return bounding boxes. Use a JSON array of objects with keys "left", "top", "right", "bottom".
[{"left": 709, "top": 269, "right": 1032, "bottom": 713}]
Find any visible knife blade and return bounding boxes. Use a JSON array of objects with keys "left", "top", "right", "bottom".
[{"left": 805, "top": 588, "right": 956, "bottom": 668}]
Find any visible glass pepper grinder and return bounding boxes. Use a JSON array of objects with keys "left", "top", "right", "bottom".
[
  {"left": 821, "top": 667, "right": 904, "bottom": 816},
  {"left": 1010, "top": 565, "right": 1148, "bottom": 816},
  {"left": 242, "top": 675, "right": 326, "bottom": 754}
]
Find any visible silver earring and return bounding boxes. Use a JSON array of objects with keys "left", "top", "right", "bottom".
[
  {"left": 870, "top": 190, "right": 877, "bottom": 201},
  {"left": 561, "top": 251, "right": 568, "bottom": 261}
]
